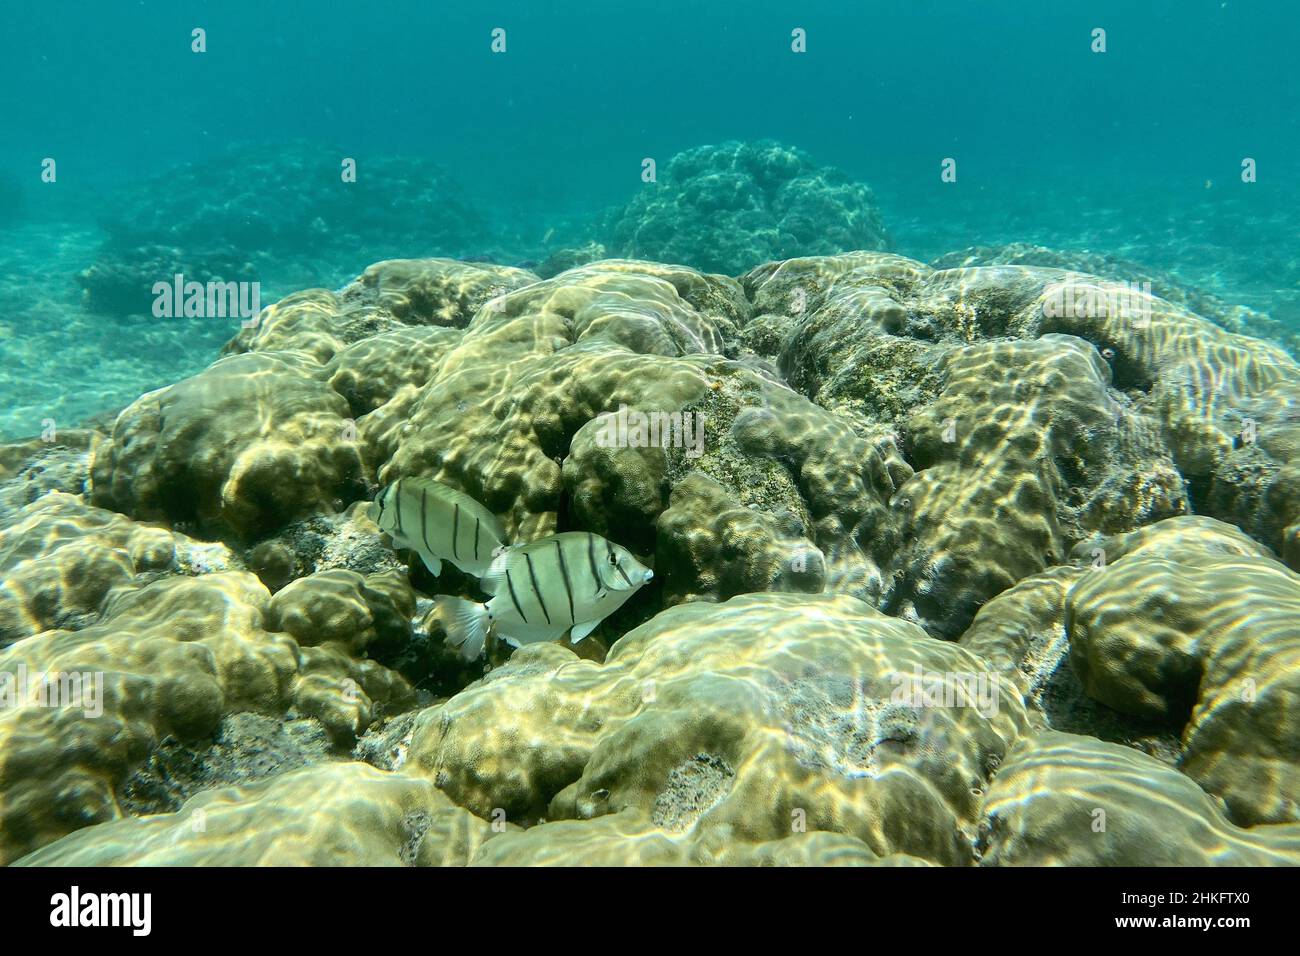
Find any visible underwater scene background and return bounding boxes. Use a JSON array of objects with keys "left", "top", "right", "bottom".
[{"left": 0, "top": 0, "right": 1298, "bottom": 866}]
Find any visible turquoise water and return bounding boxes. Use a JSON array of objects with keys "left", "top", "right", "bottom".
[{"left": 1, "top": 1, "right": 1296, "bottom": 439}]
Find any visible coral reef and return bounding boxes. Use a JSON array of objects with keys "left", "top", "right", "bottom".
[
  {"left": 0, "top": 430, "right": 99, "bottom": 526},
  {"left": 5, "top": 242, "right": 1300, "bottom": 867},
  {"left": 931, "top": 242, "right": 1300, "bottom": 357}
]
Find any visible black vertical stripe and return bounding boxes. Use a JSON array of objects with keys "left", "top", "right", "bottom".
[
  {"left": 394, "top": 482, "right": 404, "bottom": 536},
  {"left": 452, "top": 503, "right": 460, "bottom": 559},
  {"left": 609, "top": 541, "right": 633, "bottom": 586},
  {"left": 420, "top": 488, "right": 432, "bottom": 555},
  {"left": 474, "top": 518, "right": 481, "bottom": 561},
  {"left": 505, "top": 568, "right": 528, "bottom": 623},
  {"left": 525, "top": 552, "right": 551, "bottom": 625},
  {"left": 587, "top": 533, "right": 603, "bottom": 595},
  {"left": 556, "top": 540, "right": 575, "bottom": 624}
]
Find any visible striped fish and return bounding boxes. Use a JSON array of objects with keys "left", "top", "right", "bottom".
[
  {"left": 371, "top": 477, "right": 507, "bottom": 578},
  {"left": 437, "top": 531, "right": 654, "bottom": 660}
]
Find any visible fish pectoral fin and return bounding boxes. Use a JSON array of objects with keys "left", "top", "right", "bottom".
[
  {"left": 569, "top": 619, "right": 601, "bottom": 644},
  {"left": 420, "top": 554, "right": 443, "bottom": 576}
]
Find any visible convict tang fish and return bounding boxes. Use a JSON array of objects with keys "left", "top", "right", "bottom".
[
  {"left": 372, "top": 477, "right": 507, "bottom": 578},
  {"left": 438, "top": 531, "right": 654, "bottom": 660}
]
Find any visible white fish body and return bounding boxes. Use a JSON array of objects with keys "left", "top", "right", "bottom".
[
  {"left": 372, "top": 477, "right": 506, "bottom": 578},
  {"left": 438, "top": 531, "right": 654, "bottom": 659}
]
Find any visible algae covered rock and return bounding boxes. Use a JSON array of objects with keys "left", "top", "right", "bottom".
[
  {"left": 1066, "top": 517, "right": 1300, "bottom": 825},
  {"left": 889, "top": 333, "right": 1185, "bottom": 638},
  {"left": 741, "top": 252, "right": 1300, "bottom": 639},
  {"left": 1034, "top": 272, "right": 1297, "bottom": 485},
  {"left": 245, "top": 501, "right": 406, "bottom": 592},
  {"left": 120, "top": 713, "right": 333, "bottom": 815},
  {"left": 361, "top": 262, "right": 740, "bottom": 542},
  {"left": 0, "top": 491, "right": 235, "bottom": 647},
  {"left": 745, "top": 253, "right": 1188, "bottom": 637},
  {"left": 466, "top": 809, "right": 933, "bottom": 866},
  {"left": 1202, "top": 376, "right": 1300, "bottom": 570},
  {"left": 931, "top": 241, "right": 1300, "bottom": 356},
  {"left": 0, "top": 429, "right": 99, "bottom": 523},
  {"left": 980, "top": 731, "right": 1300, "bottom": 866},
  {"left": 0, "top": 572, "right": 291, "bottom": 862},
  {"left": 0, "top": 565, "right": 414, "bottom": 863},
  {"left": 935, "top": 239, "right": 1300, "bottom": 358},
  {"left": 606, "top": 141, "right": 890, "bottom": 275},
  {"left": 265, "top": 568, "right": 414, "bottom": 656},
  {"left": 402, "top": 592, "right": 1027, "bottom": 866},
  {"left": 952, "top": 515, "right": 1300, "bottom": 827},
  {"left": 324, "top": 326, "right": 462, "bottom": 417},
  {"left": 90, "top": 351, "right": 366, "bottom": 540},
  {"left": 13, "top": 762, "right": 493, "bottom": 867},
  {"left": 535, "top": 241, "right": 608, "bottom": 279},
  {"left": 339, "top": 257, "right": 539, "bottom": 328},
  {"left": 91, "top": 258, "right": 549, "bottom": 545}
]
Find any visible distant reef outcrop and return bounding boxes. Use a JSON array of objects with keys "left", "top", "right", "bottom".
[
  {"left": 77, "top": 143, "right": 488, "bottom": 316},
  {"left": 602, "top": 140, "right": 891, "bottom": 275}
]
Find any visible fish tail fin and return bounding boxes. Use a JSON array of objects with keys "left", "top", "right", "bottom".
[{"left": 436, "top": 596, "right": 490, "bottom": 661}]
